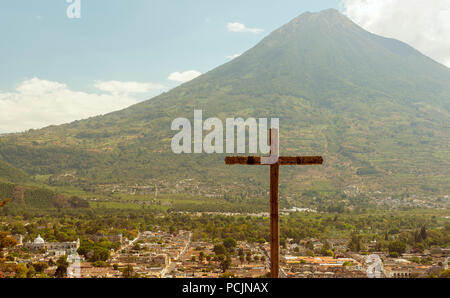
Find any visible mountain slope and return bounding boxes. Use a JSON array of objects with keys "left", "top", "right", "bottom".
[
  {"left": 0, "top": 159, "right": 30, "bottom": 184},
  {"left": 1, "top": 9, "right": 449, "bottom": 200}
]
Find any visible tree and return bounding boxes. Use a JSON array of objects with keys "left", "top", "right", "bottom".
[
  {"left": 33, "top": 262, "right": 49, "bottom": 273},
  {"left": 257, "top": 238, "right": 266, "bottom": 244},
  {"left": 388, "top": 241, "right": 406, "bottom": 256},
  {"left": 420, "top": 226, "right": 427, "bottom": 241},
  {"left": 15, "top": 263, "right": 28, "bottom": 278},
  {"left": 321, "top": 241, "right": 333, "bottom": 256},
  {"left": 55, "top": 255, "right": 69, "bottom": 278},
  {"left": 238, "top": 248, "right": 244, "bottom": 256},
  {"left": 239, "top": 255, "right": 245, "bottom": 264},
  {"left": 26, "top": 265, "right": 36, "bottom": 278},
  {"left": 0, "top": 198, "right": 10, "bottom": 208},
  {"left": 246, "top": 254, "right": 252, "bottom": 263},
  {"left": 69, "top": 196, "right": 89, "bottom": 208},
  {"left": 389, "top": 252, "right": 399, "bottom": 258},
  {"left": 220, "top": 256, "right": 232, "bottom": 273},
  {"left": 93, "top": 261, "right": 109, "bottom": 267},
  {"left": 375, "top": 240, "right": 387, "bottom": 252},
  {"left": 11, "top": 223, "right": 26, "bottom": 235},
  {"left": 78, "top": 245, "right": 111, "bottom": 262},
  {"left": 324, "top": 249, "right": 335, "bottom": 257},
  {"left": 213, "top": 244, "right": 226, "bottom": 256},
  {"left": 223, "top": 237, "right": 237, "bottom": 252},
  {"left": 123, "top": 264, "right": 135, "bottom": 278},
  {"left": 348, "top": 234, "right": 364, "bottom": 252},
  {"left": 414, "top": 230, "right": 422, "bottom": 243},
  {"left": 439, "top": 270, "right": 450, "bottom": 278},
  {"left": 0, "top": 232, "right": 18, "bottom": 249}
]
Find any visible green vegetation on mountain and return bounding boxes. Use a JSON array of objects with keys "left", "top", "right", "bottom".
[
  {"left": 0, "top": 9, "right": 448, "bottom": 205},
  {"left": 0, "top": 160, "right": 30, "bottom": 184},
  {"left": 0, "top": 180, "right": 88, "bottom": 210}
]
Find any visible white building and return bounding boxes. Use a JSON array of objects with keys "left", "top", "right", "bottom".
[{"left": 24, "top": 234, "right": 80, "bottom": 255}]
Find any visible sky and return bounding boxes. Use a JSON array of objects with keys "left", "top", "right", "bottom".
[{"left": 1, "top": 0, "right": 449, "bottom": 133}]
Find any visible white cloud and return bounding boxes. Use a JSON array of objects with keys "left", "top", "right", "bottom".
[
  {"left": 0, "top": 77, "right": 162, "bottom": 133},
  {"left": 227, "top": 53, "right": 242, "bottom": 60},
  {"left": 227, "top": 22, "right": 264, "bottom": 34},
  {"left": 95, "top": 80, "right": 165, "bottom": 95},
  {"left": 168, "top": 70, "right": 202, "bottom": 83},
  {"left": 16, "top": 78, "right": 66, "bottom": 95},
  {"left": 341, "top": 0, "right": 450, "bottom": 67}
]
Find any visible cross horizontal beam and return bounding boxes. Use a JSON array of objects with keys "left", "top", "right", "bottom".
[{"left": 225, "top": 156, "right": 323, "bottom": 165}]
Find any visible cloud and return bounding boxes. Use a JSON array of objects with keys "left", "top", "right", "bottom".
[
  {"left": 0, "top": 77, "right": 161, "bottom": 133},
  {"left": 168, "top": 70, "right": 202, "bottom": 83},
  {"left": 227, "top": 53, "right": 242, "bottom": 60},
  {"left": 95, "top": 80, "right": 165, "bottom": 95},
  {"left": 341, "top": 0, "right": 450, "bottom": 67},
  {"left": 227, "top": 22, "right": 264, "bottom": 34}
]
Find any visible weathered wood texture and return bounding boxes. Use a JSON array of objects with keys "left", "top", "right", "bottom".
[
  {"left": 270, "top": 164, "right": 279, "bottom": 278},
  {"left": 225, "top": 156, "right": 323, "bottom": 165}
]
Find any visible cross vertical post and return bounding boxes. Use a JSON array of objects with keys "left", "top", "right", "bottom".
[
  {"left": 269, "top": 128, "right": 280, "bottom": 278},
  {"left": 270, "top": 163, "right": 279, "bottom": 277}
]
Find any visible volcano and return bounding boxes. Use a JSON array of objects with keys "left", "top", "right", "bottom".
[{"left": 1, "top": 9, "right": 449, "bottom": 200}]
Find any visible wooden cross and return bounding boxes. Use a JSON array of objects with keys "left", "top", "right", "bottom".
[{"left": 225, "top": 129, "right": 323, "bottom": 278}]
